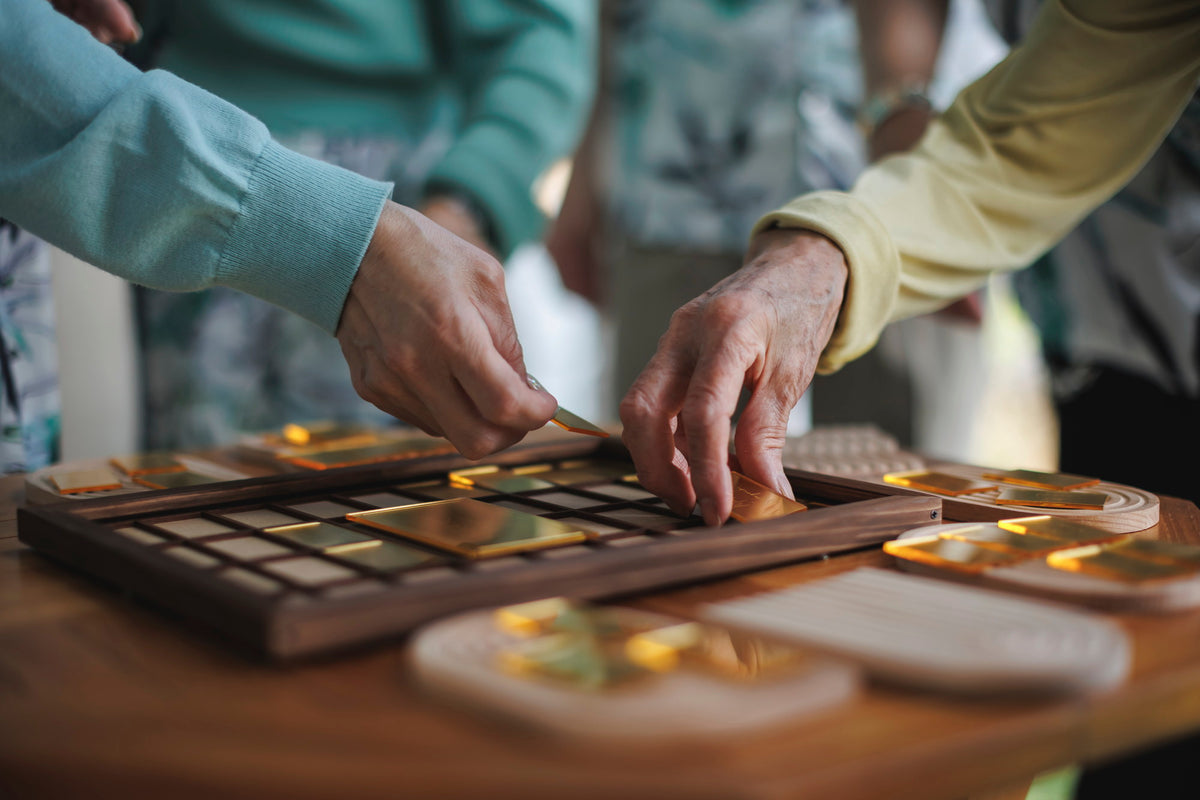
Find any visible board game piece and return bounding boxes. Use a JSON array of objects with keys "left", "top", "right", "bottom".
[
  {"left": 995, "top": 487, "right": 1108, "bottom": 510},
  {"left": 347, "top": 499, "right": 590, "bottom": 557},
  {"left": 447, "top": 465, "right": 556, "bottom": 492},
  {"left": 997, "top": 515, "right": 1121, "bottom": 544},
  {"left": 883, "top": 534, "right": 1026, "bottom": 573},
  {"left": 1046, "top": 545, "right": 1200, "bottom": 583},
  {"left": 981, "top": 468, "right": 1100, "bottom": 491},
  {"left": 883, "top": 470, "right": 994, "bottom": 496},
  {"left": 526, "top": 374, "right": 609, "bottom": 437},
  {"left": 50, "top": 468, "right": 123, "bottom": 495},
  {"left": 730, "top": 471, "right": 808, "bottom": 522},
  {"left": 109, "top": 453, "right": 185, "bottom": 476},
  {"left": 133, "top": 471, "right": 224, "bottom": 490}
]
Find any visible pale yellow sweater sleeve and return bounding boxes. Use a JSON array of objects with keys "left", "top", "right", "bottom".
[{"left": 753, "top": 0, "right": 1200, "bottom": 373}]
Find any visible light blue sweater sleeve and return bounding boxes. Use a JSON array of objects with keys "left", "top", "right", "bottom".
[{"left": 0, "top": 0, "right": 392, "bottom": 335}]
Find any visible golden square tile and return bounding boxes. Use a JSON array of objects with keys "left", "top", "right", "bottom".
[
  {"left": 980, "top": 468, "right": 1100, "bottom": 491},
  {"left": 882, "top": 470, "right": 994, "bottom": 496},
  {"left": 729, "top": 471, "right": 807, "bottom": 522},
  {"left": 347, "top": 499, "right": 587, "bottom": 558},
  {"left": 883, "top": 534, "right": 1026, "bottom": 573},
  {"left": 994, "top": 487, "right": 1108, "bottom": 510},
  {"left": 51, "top": 468, "right": 123, "bottom": 495}
]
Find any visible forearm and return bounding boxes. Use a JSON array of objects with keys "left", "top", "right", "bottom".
[
  {"left": 852, "top": 0, "right": 947, "bottom": 160},
  {"left": 0, "top": 0, "right": 390, "bottom": 334},
  {"left": 757, "top": 0, "right": 1200, "bottom": 372},
  {"left": 428, "top": 0, "right": 598, "bottom": 257}
]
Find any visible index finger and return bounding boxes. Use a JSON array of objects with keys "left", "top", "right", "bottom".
[
  {"left": 619, "top": 354, "right": 697, "bottom": 517},
  {"left": 678, "top": 343, "right": 751, "bottom": 526}
]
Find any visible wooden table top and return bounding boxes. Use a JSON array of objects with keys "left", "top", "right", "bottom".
[{"left": 3, "top": 472, "right": 1200, "bottom": 800}]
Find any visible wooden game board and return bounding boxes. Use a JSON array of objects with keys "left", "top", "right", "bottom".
[{"left": 17, "top": 436, "right": 940, "bottom": 661}]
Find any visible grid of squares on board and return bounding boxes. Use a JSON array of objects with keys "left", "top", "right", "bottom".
[{"left": 98, "top": 460, "right": 734, "bottom": 602}]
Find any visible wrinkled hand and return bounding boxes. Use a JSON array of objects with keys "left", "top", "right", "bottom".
[
  {"left": 50, "top": 0, "right": 140, "bottom": 44},
  {"left": 420, "top": 195, "right": 495, "bottom": 258},
  {"left": 337, "top": 201, "right": 558, "bottom": 459},
  {"left": 619, "top": 228, "right": 848, "bottom": 526}
]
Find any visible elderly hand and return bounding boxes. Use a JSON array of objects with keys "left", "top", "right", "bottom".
[
  {"left": 336, "top": 201, "right": 558, "bottom": 459},
  {"left": 50, "top": 0, "right": 140, "bottom": 44},
  {"left": 619, "top": 228, "right": 848, "bottom": 526}
]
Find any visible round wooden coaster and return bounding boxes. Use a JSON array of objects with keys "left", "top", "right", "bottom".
[
  {"left": 925, "top": 462, "right": 1160, "bottom": 534},
  {"left": 408, "top": 608, "right": 859, "bottom": 743}
]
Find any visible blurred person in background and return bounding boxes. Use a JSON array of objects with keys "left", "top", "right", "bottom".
[
  {"left": 126, "top": 0, "right": 595, "bottom": 449},
  {"left": 985, "top": 0, "right": 1200, "bottom": 503},
  {"left": 547, "top": 0, "right": 1003, "bottom": 447}
]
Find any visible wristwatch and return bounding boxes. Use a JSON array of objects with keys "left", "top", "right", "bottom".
[{"left": 856, "top": 84, "right": 933, "bottom": 138}]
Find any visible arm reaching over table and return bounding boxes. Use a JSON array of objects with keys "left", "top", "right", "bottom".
[
  {"left": 337, "top": 202, "right": 558, "bottom": 459},
  {"left": 0, "top": 0, "right": 556, "bottom": 460},
  {"left": 620, "top": 229, "right": 846, "bottom": 526},
  {"left": 621, "top": 0, "right": 1200, "bottom": 523}
]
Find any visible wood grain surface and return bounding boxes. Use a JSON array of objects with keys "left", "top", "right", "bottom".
[{"left": 3, "top": 472, "right": 1200, "bottom": 800}]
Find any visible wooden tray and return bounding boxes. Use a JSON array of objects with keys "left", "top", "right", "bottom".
[{"left": 17, "top": 436, "right": 940, "bottom": 662}]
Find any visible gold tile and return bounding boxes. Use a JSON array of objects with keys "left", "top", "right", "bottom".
[
  {"left": 265, "top": 521, "right": 375, "bottom": 550},
  {"left": 1110, "top": 538, "right": 1200, "bottom": 566},
  {"left": 939, "top": 523, "right": 1069, "bottom": 555},
  {"left": 108, "top": 453, "right": 184, "bottom": 476},
  {"left": 497, "top": 632, "right": 643, "bottom": 690},
  {"left": 730, "top": 471, "right": 807, "bottom": 522},
  {"left": 549, "top": 407, "right": 610, "bottom": 438},
  {"left": 528, "top": 461, "right": 634, "bottom": 486},
  {"left": 347, "top": 499, "right": 587, "bottom": 558},
  {"left": 526, "top": 374, "right": 610, "bottom": 438},
  {"left": 133, "top": 471, "right": 223, "bottom": 490},
  {"left": 495, "top": 597, "right": 574, "bottom": 637},
  {"left": 399, "top": 480, "right": 495, "bottom": 500},
  {"left": 282, "top": 438, "right": 453, "bottom": 470},
  {"left": 994, "top": 487, "right": 1108, "bottom": 510},
  {"left": 281, "top": 421, "right": 374, "bottom": 447},
  {"left": 997, "top": 516, "right": 1119, "bottom": 544},
  {"left": 220, "top": 509, "right": 301, "bottom": 528},
  {"left": 883, "top": 534, "right": 1026, "bottom": 573},
  {"left": 329, "top": 540, "right": 443, "bottom": 571},
  {"left": 980, "top": 468, "right": 1100, "bottom": 491},
  {"left": 447, "top": 465, "right": 555, "bottom": 492},
  {"left": 51, "top": 468, "right": 123, "bottom": 495},
  {"left": 882, "top": 470, "right": 994, "bottom": 496},
  {"left": 624, "top": 622, "right": 705, "bottom": 672},
  {"left": 1046, "top": 545, "right": 1200, "bottom": 583}
]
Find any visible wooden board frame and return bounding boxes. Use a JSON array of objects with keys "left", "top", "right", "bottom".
[{"left": 17, "top": 437, "right": 941, "bottom": 662}]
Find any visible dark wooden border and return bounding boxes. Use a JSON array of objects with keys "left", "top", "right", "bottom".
[{"left": 18, "top": 438, "right": 941, "bottom": 661}]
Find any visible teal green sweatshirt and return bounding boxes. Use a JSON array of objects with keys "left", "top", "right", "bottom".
[
  {"left": 0, "top": 0, "right": 391, "bottom": 335},
  {"left": 154, "top": 0, "right": 597, "bottom": 257}
]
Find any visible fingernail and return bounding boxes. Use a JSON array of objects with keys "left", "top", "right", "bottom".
[{"left": 699, "top": 498, "right": 723, "bottom": 528}]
